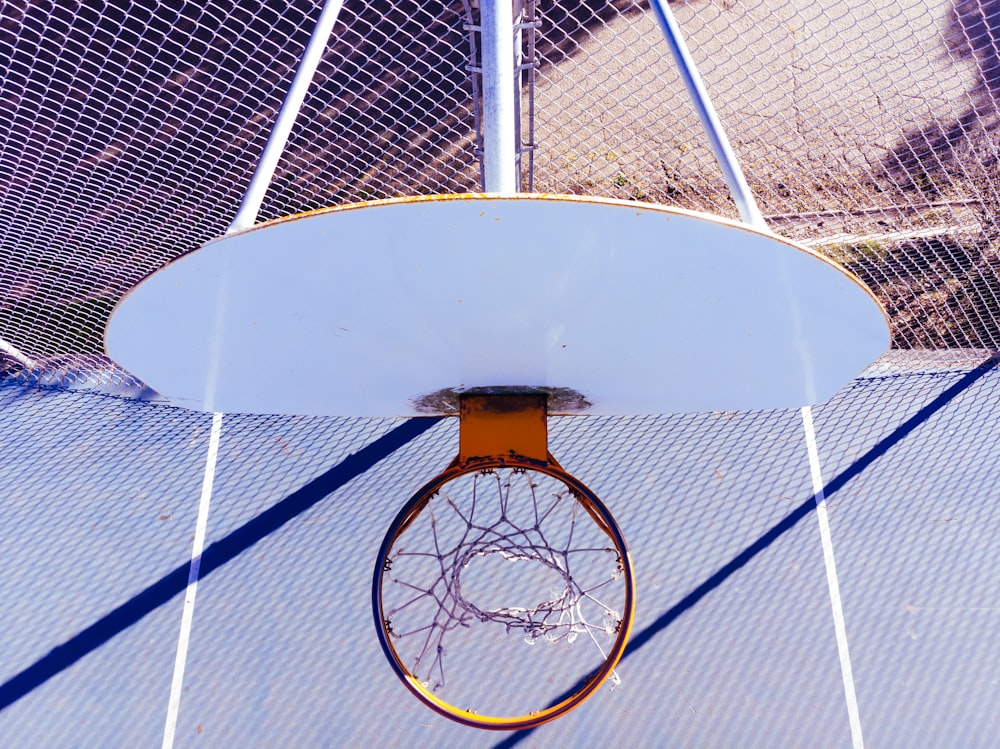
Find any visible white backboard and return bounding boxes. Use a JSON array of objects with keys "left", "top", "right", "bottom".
[{"left": 107, "top": 195, "right": 890, "bottom": 415}]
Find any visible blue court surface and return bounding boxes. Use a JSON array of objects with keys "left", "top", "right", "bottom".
[
  {"left": 4, "top": 0, "right": 1000, "bottom": 745},
  {"left": 1, "top": 351, "right": 997, "bottom": 747}
]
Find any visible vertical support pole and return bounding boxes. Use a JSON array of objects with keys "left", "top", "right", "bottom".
[
  {"left": 481, "top": 0, "right": 518, "bottom": 194},
  {"left": 513, "top": 0, "right": 524, "bottom": 184}
]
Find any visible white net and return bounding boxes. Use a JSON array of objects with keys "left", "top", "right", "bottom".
[{"left": 375, "top": 465, "right": 632, "bottom": 721}]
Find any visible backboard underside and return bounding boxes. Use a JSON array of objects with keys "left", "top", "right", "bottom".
[{"left": 107, "top": 194, "right": 889, "bottom": 416}]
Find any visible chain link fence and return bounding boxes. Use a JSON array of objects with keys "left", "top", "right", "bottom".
[{"left": 2, "top": 0, "right": 1000, "bottom": 386}]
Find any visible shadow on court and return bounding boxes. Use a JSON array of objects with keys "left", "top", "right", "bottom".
[
  {"left": 493, "top": 355, "right": 999, "bottom": 749},
  {"left": 1, "top": 356, "right": 995, "bottom": 726},
  {"left": 0, "top": 416, "right": 440, "bottom": 712}
]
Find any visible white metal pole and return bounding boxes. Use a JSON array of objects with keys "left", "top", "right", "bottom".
[
  {"left": 481, "top": 0, "right": 518, "bottom": 194},
  {"left": 227, "top": 0, "right": 346, "bottom": 234},
  {"left": 648, "top": 0, "right": 766, "bottom": 229},
  {"left": 0, "top": 337, "right": 39, "bottom": 372}
]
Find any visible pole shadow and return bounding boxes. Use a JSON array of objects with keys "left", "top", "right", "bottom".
[
  {"left": 3, "top": 357, "right": 996, "bottom": 729},
  {"left": 492, "top": 355, "right": 999, "bottom": 748},
  {"left": 0, "top": 415, "right": 440, "bottom": 711}
]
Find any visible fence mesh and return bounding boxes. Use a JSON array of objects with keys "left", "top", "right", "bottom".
[
  {"left": 5, "top": 359, "right": 998, "bottom": 744},
  {"left": 3, "top": 0, "right": 1000, "bottom": 386}
]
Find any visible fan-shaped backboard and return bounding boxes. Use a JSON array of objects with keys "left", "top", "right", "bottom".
[{"left": 107, "top": 194, "right": 889, "bottom": 415}]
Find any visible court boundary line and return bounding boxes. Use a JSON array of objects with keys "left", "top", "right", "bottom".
[
  {"left": 492, "top": 359, "right": 1000, "bottom": 749},
  {"left": 162, "top": 411, "right": 223, "bottom": 749},
  {"left": 801, "top": 405, "right": 865, "bottom": 749},
  {"left": 0, "top": 416, "right": 441, "bottom": 713}
]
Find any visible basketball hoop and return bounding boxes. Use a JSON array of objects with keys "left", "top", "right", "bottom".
[
  {"left": 99, "top": 0, "right": 890, "bottom": 731},
  {"left": 372, "top": 393, "right": 635, "bottom": 730},
  {"left": 108, "top": 193, "right": 889, "bottom": 728}
]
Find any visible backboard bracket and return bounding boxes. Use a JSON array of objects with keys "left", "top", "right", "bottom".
[{"left": 458, "top": 391, "right": 548, "bottom": 464}]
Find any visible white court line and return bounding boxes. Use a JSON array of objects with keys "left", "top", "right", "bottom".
[
  {"left": 162, "top": 411, "right": 223, "bottom": 749},
  {"left": 801, "top": 406, "right": 865, "bottom": 749}
]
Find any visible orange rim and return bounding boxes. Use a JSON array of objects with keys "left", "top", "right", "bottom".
[{"left": 372, "top": 455, "right": 635, "bottom": 730}]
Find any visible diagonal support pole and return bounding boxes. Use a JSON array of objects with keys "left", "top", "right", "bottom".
[
  {"left": 648, "top": 0, "right": 767, "bottom": 229},
  {"left": 228, "top": 0, "right": 347, "bottom": 233}
]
